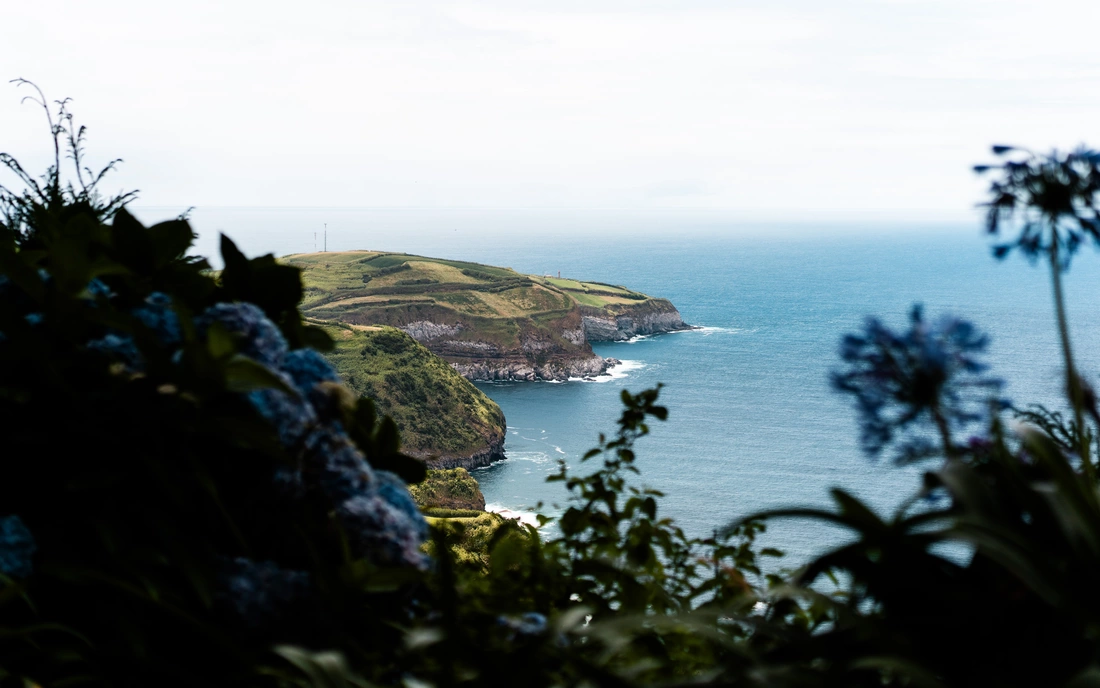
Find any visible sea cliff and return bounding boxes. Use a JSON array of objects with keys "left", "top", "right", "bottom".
[
  {"left": 289, "top": 251, "right": 691, "bottom": 382},
  {"left": 321, "top": 324, "right": 507, "bottom": 470}
]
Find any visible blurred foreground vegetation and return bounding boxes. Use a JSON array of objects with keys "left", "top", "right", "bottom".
[{"left": 6, "top": 88, "right": 1100, "bottom": 687}]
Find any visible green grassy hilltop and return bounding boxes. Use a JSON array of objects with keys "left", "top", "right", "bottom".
[{"left": 286, "top": 251, "right": 688, "bottom": 382}]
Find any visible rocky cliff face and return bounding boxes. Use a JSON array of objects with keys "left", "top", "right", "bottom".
[
  {"left": 392, "top": 300, "right": 687, "bottom": 382},
  {"left": 411, "top": 432, "right": 506, "bottom": 471},
  {"left": 452, "top": 354, "right": 621, "bottom": 382},
  {"left": 581, "top": 299, "right": 690, "bottom": 342}
]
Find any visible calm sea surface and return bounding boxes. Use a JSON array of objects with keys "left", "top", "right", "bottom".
[{"left": 134, "top": 207, "right": 1100, "bottom": 562}]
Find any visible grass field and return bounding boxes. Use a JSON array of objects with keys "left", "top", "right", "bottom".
[{"left": 286, "top": 251, "right": 652, "bottom": 330}]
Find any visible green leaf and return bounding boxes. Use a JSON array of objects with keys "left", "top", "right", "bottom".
[
  {"left": 148, "top": 218, "right": 195, "bottom": 267},
  {"left": 223, "top": 356, "right": 296, "bottom": 395},
  {"left": 206, "top": 322, "right": 236, "bottom": 360}
]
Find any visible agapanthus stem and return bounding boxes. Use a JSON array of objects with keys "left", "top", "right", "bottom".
[
  {"left": 932, "top": 406, "right": 955, "bottom": 460},
  {"left": 1049, "top": 241, "right": 1094, "bottom": 482}
]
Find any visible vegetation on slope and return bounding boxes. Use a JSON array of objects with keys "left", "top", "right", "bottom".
[
  {"left": 320, "top": 322, "right": 505, "bottom": 461},
  {"left": 423, "top": 511, "right": 508, "bottom": 571},
  {"left": 409, "top": 467, "right": 487, "bottom": 510}
]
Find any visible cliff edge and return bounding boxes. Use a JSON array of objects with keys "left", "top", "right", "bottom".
[
  {"left": 289, "top": 251, "right": 690, "bottom": 382},
  {"left": 322, "top": 323, "right": 506, "bottom": 470}
]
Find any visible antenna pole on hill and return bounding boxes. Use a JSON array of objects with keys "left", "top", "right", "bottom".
[
  {"left": 314, "top": 231, "right": 317, "bottom": 252},
  {"left": 324, "top": 223, "right": 327, "bottom": 252}
]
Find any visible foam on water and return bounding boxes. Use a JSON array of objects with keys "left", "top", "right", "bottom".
[
  {"left": 570, "top": 359, "right": 646, "bottom": 383},
  {"left": 485, "top": 504, "right": 542, "bottom": 528}
]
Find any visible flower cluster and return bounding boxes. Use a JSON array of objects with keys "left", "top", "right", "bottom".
[
  {"left": 198, "top": 302, "right": 429, "bottom": 570},
  {"left": 0, "top": 515, "right": 35, "bottom": 579},
  {"left": 832, "top": 305, "right": 1004, "bottom": 461},
  {"left": 976, "top": 146, "right": 1100, "bottom": 267},
  {"left": 217, "top": 557, "right": 311, "bottom": 628}
]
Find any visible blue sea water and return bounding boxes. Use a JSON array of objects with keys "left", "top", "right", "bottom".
[{"left": 134, "top": 207, "right": 1100, "bottom": 562}]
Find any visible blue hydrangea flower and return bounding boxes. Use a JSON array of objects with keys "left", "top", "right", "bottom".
[
  {"left": 198, "top": 302, "right": 287, "bottom": 368},
  {"left": 0, "top": 515, "right": 36, "bottom": 579},
  {"left": 217, "top": 557, "right": 311, "bottom": 627},
  {"left": 375, "top": 470, "right": 428, "bottom": 539},
  {"left": 831, "top": 305, "right": 1004, "bottom": 461},
  {"left": 498, "top": 612, "right": 548, "bottom": 640},
  {"left": 336, "top": 494, "right": 428, "bottom": 569},
  {"left": 132, "top": 291, "right": 182, "bottom": 345},
  {"left": 84, "top": 278, "right": 114, "bottom": 300},
  {"left": 87, "top": 333, "right": 143, "bottom": 370},
  {"left": 281, "top": 348, "right": 339, "bottom": 395},
  {"left": 247, "top": 374, "right": 318, "bottom": 449}
]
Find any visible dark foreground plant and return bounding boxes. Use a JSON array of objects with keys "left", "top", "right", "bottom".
[
  {"left": 8, "top": 87, "right": 1100, "bottom": 688},
  {"left": 976, "top": 145, "right": 1100, "bottom": 478}
]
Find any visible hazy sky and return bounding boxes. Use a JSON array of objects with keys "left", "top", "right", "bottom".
[{"left": 2, "top": 1, "right": 1098, "bottom": 214}]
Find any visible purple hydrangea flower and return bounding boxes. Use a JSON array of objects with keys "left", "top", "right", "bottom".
[
  {"left": 336, "top": 494, "right": 428, "bottom": 569},
  {"left": 0, "top": 515, "right": 36, "bottom": 579},
  {"left": 198, "top": 302, "right": 287, "bottom": 368},
  {"left": 303, "top": 427, "right": 376, "bottom": 502},
  {"left": 831, "top": 305, "right": 1004, "bottom": 461},
  {"left": 375, "top": 470, "right": 428, "bottom": 539},
  {"left": 217, "top": 557, "right": 311, "bottom": 627},
  {"left": 132, "top": 291, "right": 181, "bottom": 345},
  {"left": 281, "top": 348, "right": 339, "bottom": 395}
]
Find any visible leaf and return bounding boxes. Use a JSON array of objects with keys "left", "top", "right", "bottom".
[
  {"left": 205, "top": 322, "right": 236, "bottom": 360},
  {"left": 301, "top": 325, "right": 335, "bottom": 352},
  {"left": 223, "top": 355, "right": 296, "bottom": 395},
  {"left": 148, "top": 218, "right": 195, "bottom": 267}
]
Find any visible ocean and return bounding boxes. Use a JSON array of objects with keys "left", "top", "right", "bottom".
[{"left": 134, "top": 207, "right": 1100, "bottom": 562}]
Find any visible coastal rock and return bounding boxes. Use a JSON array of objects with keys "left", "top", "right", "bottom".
[
  {"left": 400, "top": 320, "right": 462, "bottom": 341},
  {"left": 581, "top": 300, "right": 690, "bottom": 342},
  {"left": 417, "top": 432, "right": 506, "bottom": 471},
  {"left": 451, "top": 355, "right": 622, "bottom": 382}
]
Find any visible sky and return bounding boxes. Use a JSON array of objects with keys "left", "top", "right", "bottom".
[{"left": 2, "top": 0, "right": 1099, "bottom": 215}]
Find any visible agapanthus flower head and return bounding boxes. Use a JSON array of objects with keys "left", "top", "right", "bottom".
[
  {"left": 217, "top": 557, "right": 311, "bottom": 628},
  {"left": 198, "top": 302, "right": 287, "bottom": 367},
  {"left": 0, "top": 515, "right": 36, "bottom": 579},
  {"left": 132, "top": 291, "right": 182, "bottom": 345},
  {"left": 831, "top": 305, "right": 1004, "bottom": 461},
  {"left": 976, "top": 145, "right": 1100, "bottom": 268},
  {"left": 281, "top": 348, "right": 339, "bottom": 395}
]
